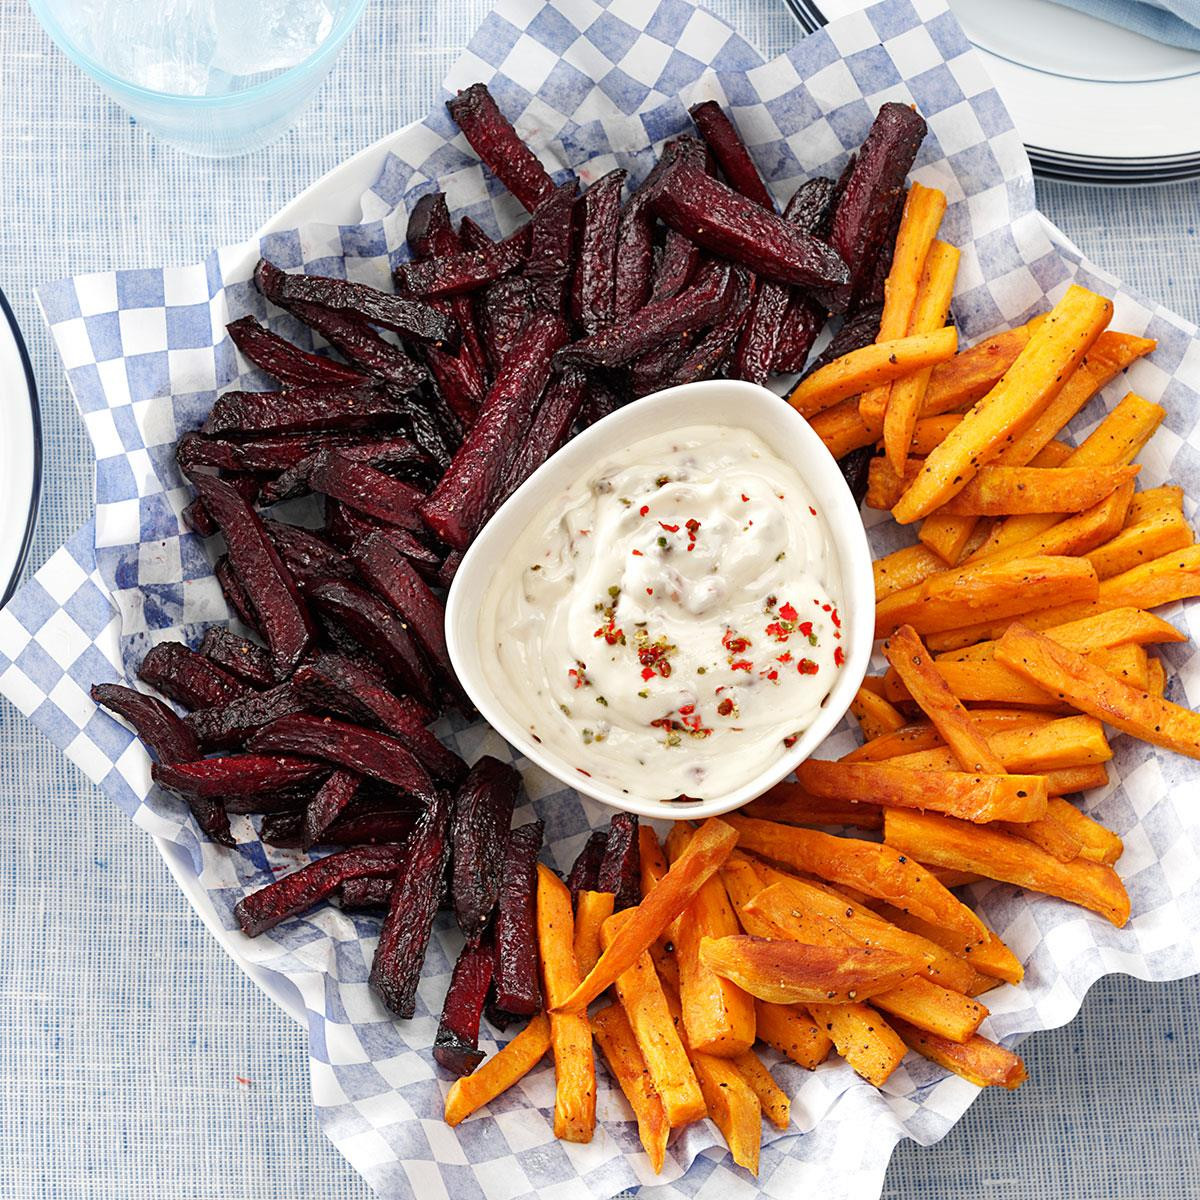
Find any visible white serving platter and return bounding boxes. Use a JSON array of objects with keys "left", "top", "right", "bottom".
[{"left": 0, "top": 288, "right": 41, "bottom": 607}]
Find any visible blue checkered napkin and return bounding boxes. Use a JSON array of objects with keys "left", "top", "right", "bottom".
[{"left": 7, "top": 0, "right": 1200, "bottom": 1196}]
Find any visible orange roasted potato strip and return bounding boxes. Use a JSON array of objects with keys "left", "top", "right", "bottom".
[
  {"left": 875, "top": 554, "right": 1098, "bottom": 639},
  {"left": 871, "top": 902, "right": 1024, "bottom": 986},
  {"left": 557, "top": 817, "right": 738, "bottom": 1013},
  {"left": 732, "top": 1049, "right": 791, "bottom": 1130},
  {"left": 788, "top": 326, "right": 958, "bottom": 417},
  {"left": 810, "top": 397, "right": 876, "bottom": 460},
  {"left": 920, "top": 325, "right": 1035, "bottom": 416},
  {"left": 742, "top": 786, "right": 883, "bottom": 830},
  {"left": 698, "top": 935, "right": 924, "bottom": 1005},
  {"left": 444, "top": 1013, "right": 552, "bottom": 1127},
  {"left": 664, "top": 824, "right": 756, "bottom": 1057},
  {"left": 934, "top": 464, "right": 1139, "bottom": 517},
  {"left": 1085, "top": 506, "right": 1194, "bottom": 580},
  {"left": 809, "top": 1001, "right": 908, "bottom": 1086},
  {"left": 1043, "top": 796, "right": 1123, "bottom": 866},
  {"left": 536, "top": 865, "right": 596, "bottom": 1142},
  {"left": 794, "top": 758, "right": 1047, "bottom": 824},
  {"left": 573, "top": 890, "right": 616, "bottom": 978},
  {"left": 869, "top": 976, "right": 987, "bottom": 1044},
  {"left": 724, "top": 815, "right": 987, "bottom": 940},
  {"left": 601, "top": 908, "right": 706, "bottom": 1127},
  {"left": 890, "top": 1017, "right": 1027, "bottom": 1088},
  {"left": 590, "top": 1004, "right": 670, "bottom": 1173},
  {"left": 883, "top": 808, "right": 1131, "bottom": 927},
  {"left": 753, "top": 1000, "right": 833, "bottom": 1070},
  {"left": 850, "top": 685, "right": 908, "bottom": 740},
  {"left": 884, "top": 240, "right": 961, "bottom": 472},
  {"left": 995, "top": 622, "right": 1200, "bottom": 760},
  {"left": 893, "top": 284, "right": 1113, "bottom": 524}
]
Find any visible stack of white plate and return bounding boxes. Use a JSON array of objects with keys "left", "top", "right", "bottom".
[
  {"left": 0, "top": 289, "right": 40, "bottom": 606},
  {"left": 785, "top": 0, "right": 1200, "bottom": 185}
]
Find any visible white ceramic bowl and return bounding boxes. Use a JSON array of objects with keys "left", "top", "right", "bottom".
[{"left": 445, "top": 379, "right": 874, "bottom": 820}]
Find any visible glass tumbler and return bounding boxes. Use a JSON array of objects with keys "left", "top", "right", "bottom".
[{"left": 29, "top": 0, "right": 368, "bottom": 158}]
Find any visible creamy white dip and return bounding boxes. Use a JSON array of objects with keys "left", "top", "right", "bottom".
[{"left": 479, "top": 424, "right": 845, "bottom": 800}]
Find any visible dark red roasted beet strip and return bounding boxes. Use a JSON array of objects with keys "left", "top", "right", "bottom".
[
  {"left": 198, "top": 628, "right": 277, "bottom": 689},
  {"left": 91, "top": 683, "right": 199, "bottom": 764},
  {"left": 566, "top": 829, "right": 608, "bottom": 903},
  {"left": 226, "top": 315, "right": 371, "bottom": 387},
  {"left": 771, "top": 293, "right": 825, "bottom": 375},
  {"left": 262, "top": 798, "right": 421, "bottom": 850},
  {"left": 839, "top": 445, "right": 874, "bottom": 508},
  {"left": 434, "top": 937, "right": 496, "bottom": 1076},
  {"left": 734, "top": 176, "right": 836, "bottom": 385},
  {"left": 201, "top": 386, "right": 401, "bottom": 438},
  {"left": 214, "top": 556, "right": 265, "bottom": 637},
  {"left": 860, "top": 191, "right": 905, "bottom": 310},
  {"left": 138, "top": 642, "right": 247, "bottom": 709},
  {"left": 152, "top": 754, "right": 326, "bottom": 806},
  {"left": 571, "top": 168, "right": 626, "bottom": 335},
  {"left": 352, "top": 533, "right": 454, "bottom": 682},
  {"left": 254, "top": 260, "right": 457, "bottom": 346},
  {"left": 827, "top": 102, "right": 927, "bottom": 312},
  {"left": 449, "top": 756, "right": 521, "bottom": 942},
  {"left": 660, "top": 267, "right": 754, "bottom": 389},
  {"left": 802, "top": 302, "right": 883, "bottom": 379},
  {"left": 490, "top": 369, "right": 585, "bottom": 512},
  {"left": 557, "top": 260, "right": 732, "bottom": 369},
  {"left": 478, "top": 275, "right": 535, "bottom": 376},
  {"left": 258, "top": 438, "right": 431, "bottom": 507},
  {"left": 248, "top": 715, "right": 436, "bottom": 801},
  {"left": 610, "top": 145, "right": 684, "bottom": 320},
  {"left": 447, "top": 83, "right": 557, "bottom": 213},
  {"left": 437, "top": 550, "right": 463, "bottom": 588},
  {"left": 184, "top": 682, "right": 309, "bottom": 751},
  {"left": 370, "top": 788, "right": 452, "bottom": 1017},
  {"left": 305, "top": 451, "right": 426, "bottom": 531},
  {"left": 645, "top": 137, "right": 709, "bottom": 306},
  {"left": 689, "top": 100, "right": 775, "bottom": 211},
  {"left": 262, "top": 521, "right": 354, "bottom": 587},
  {"left": 396, "top": 231, "right": 528, "bottom": 299},
  {"left": 597, "top": 812, "right": 640, "bottom": 911},
  {"left": 191, "top": 473, "right": 315, "bottom": 673},
  {"left": 306, "top": 579, "right": 438, "bottom": 708},
  {"left": 490, "top": 819, "right": 543, "bottom": 1018},
  {"left": 340, "top": 875, "right": 395, "bottom": 908},
  {"left": 525, "top": 181, "right": 579, "bottom": 314},
  {"left": 301, "top": 769, "right": 362, "bottom": 849},
  {"left": 652, "top": 160, "right": 848, "bottom": 290},
  {"left": 291, "top": 655, "right": 465, "bottom": 787},
  {"left": 235, "top": 843, "right": 409, "bottom": 937},
  {"left": 420, "top": 310, "right": 568, "bottom": 551}
]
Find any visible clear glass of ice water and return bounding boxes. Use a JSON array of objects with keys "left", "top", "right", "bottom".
[{"left": 29, "top": 0, "right": 368, "bottom": 157}]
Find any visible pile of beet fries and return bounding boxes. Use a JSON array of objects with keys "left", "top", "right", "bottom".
[{"left": 89, "top": 86, "right": 924, "bottom": 1062}]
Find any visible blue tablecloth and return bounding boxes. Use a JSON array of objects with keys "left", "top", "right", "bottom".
[{"left": 2, "top": 1, "right": 1200, "bottom": 1196}]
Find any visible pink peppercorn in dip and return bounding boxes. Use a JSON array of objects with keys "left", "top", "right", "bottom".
[{"left": 478, "top": 424, "right": 845, "bottom": 800}]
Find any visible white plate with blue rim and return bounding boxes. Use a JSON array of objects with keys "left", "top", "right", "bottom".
[
  {"left": 0, "top": 286, "right": 42, "bottom": 608},
  {"left": 783, "top": 0, "right": 1200, "bottom": 185}
]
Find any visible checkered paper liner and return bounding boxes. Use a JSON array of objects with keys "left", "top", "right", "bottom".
[{"left": 5, "top": 0, "right": 1200, "bottom": 1196}]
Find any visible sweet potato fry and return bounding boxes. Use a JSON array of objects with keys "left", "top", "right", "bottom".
[
  {"left": 1085, "top": 506, "right": 1194, "bottom": 580},
  {"left": 875, "top": 554, "right": 1098, "bottom": 639},
  {"left": 883, "top": 239, "right": 960, "bottom": 469},
  {"left": 870, "top": 902, "right": 1023, "bottom": 986},
  {"left": 868, "top": 976, "right": 986, "bottom": 1044},
  {"left": 890, "top": 1018, "right": 1026, "bottom": 1089},
  {"left": 907, "top": 413, "right": 963, "bottom": 456},
  {"left": 859, "top": 184, "right": 948, "bottom": 427},
  {"left": 742, "top": 787, "right": 883, "bottom": 830},
  {"left": 724, "top": 816, "right": 987, "bottom": 940},
  {"left": 492, "top": 821, "right": 544, "bottom": 1020},
  {"left": 1148, "top": 654, "right": 1167, "bottom": 698},
  {"left": 536, "top": 865, "right": 596, "bottom": 1142},
  {"left": 732, "top": 1048, "right": 791, "bottom": 1129},
  {"left": 652, "top": 159, "right": 849, "bottom": 290},
  {"left": 1126, "top": 484, "right": 1184, "bottom": 522},
  {"left": 444, "top": 1013, "right": 552, "bottom": 1127},
  {"left": 601, "top": 909, "right": 705, "bottom": 1127},
  {"left": 995, "top": 622, "right": 1200, "bottom": 760},
  {"left": 882, "top": 748, "right": 1106, "bottom": 795},
  {"left": 573, "top": 890, "right": 615, "bottom": 979},
  {"left": 809, "top": 398, "right": 876, "bottom": 460},
  {"left": 850, "top": 686, "right": 908, "bottom": 740},
  {"left": 874, "top": 542, "right": 955, "bottom": 599},
  {"left": 892, "top": 285, "right": 1114, "bottom": 523},
  {"left": 828, "top": 102, "right": 928, "bottom": 311},
  {"left": 699, "top": 935, "right": 922, "bottom": 1005},
  {"left": 789, "top": 326, "right": 958, "bottom": 418},
  {"left": 663, "top": 824, "right": 756, "bottom": 1058},
  {"left": 934, "top": 464, "right": 1139, "bottom": 517},
  {"left": 446, "top": 83, "right": 556, "bottom": 212},
  {"left": 794, "top": 759, "right": 1047, "bottom": 823},
  {"left": 590, "top": 1004, "right": 670, "bottom": 1173},
  {"left": 754, "top": 1001, "right": 833, "bottom": 1069},
  {"left": 881, "top": 659, "right": 1067, "bottom": 707},
  {"left": 556, "top": 818, "right": 738, "bottom": 1014},
  {"left": 638, "top": 825, "right": 670, "bottom": 899},
  {"left": 883, "top": 624, "right": 1004, "bottom": 774},
  {"left": 920, "top": 325, "right": 1034, "bottom": 415},
  {"left": 1043, "top": 796, "right": 1123, "bottom": 865},
  {"left": 883, "top": 808, "right": 1130, "bottom": 926},
  {"left": 808, "top": 1001, "right": 908, "bottom": 1085}
]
